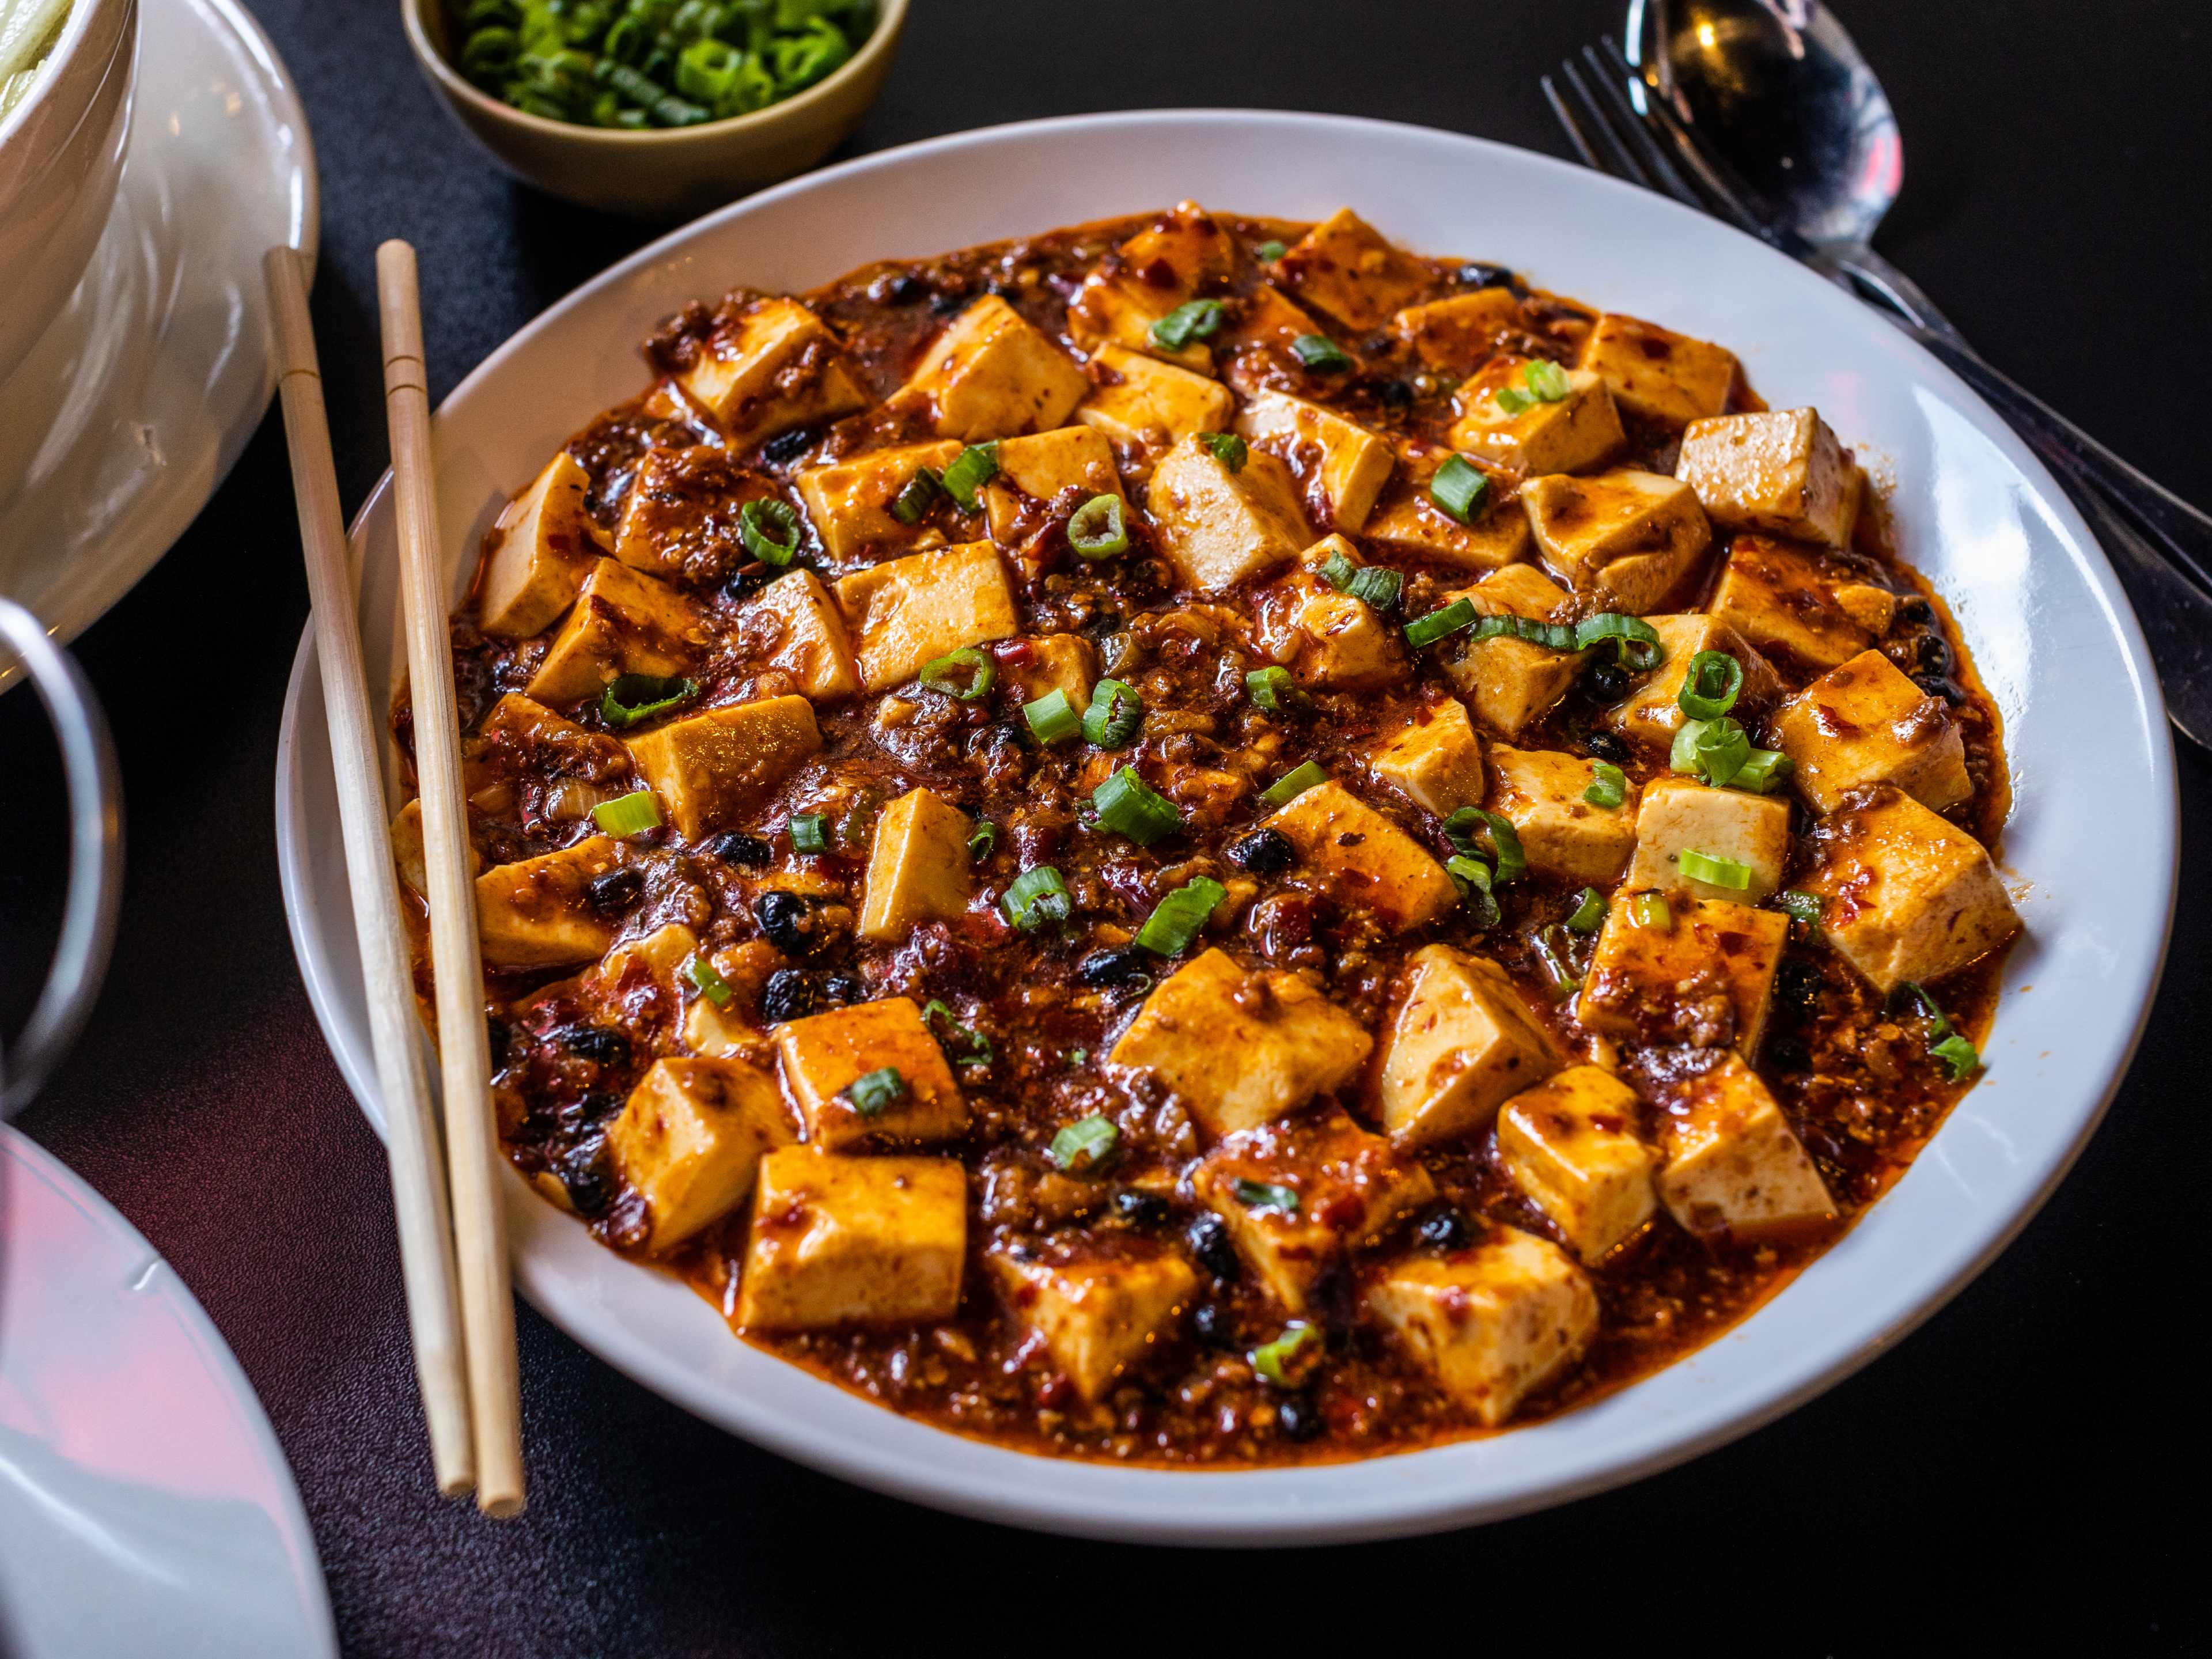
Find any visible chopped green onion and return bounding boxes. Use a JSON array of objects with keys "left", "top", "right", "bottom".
[
  {"left": 844, "top": 1066, "right": 906, "bottom": 1119},
  {"left": 939, "top": 441, "right": 1000, "bottom": 510},
  {"left": 1404, "top": 597, "right": 1479, "bottom": 649},
  {"left": 1234, "top": 1177, "right": 1300, "bottom": 1213},
  {"left": 1730, "top": 748, "right": 1794, "bottom": 794},
  {"left": 917, "top": 646, "right": 995, "bottom": 702},
  {"left": 1259, "top": 760, "right": 1327, "bottom": 809},
  {"left": 1524, "top": 359, "right": 1573, "bottom": 400},
  {"left": 1446, "top": 854, "right": 1501, "bottom": 927},
  {"left": 1250, "top": 1321, "right": 1318, "bottom": 1387},
  {"left": 890, "top": 468, "right": 942, "bottom": 524},
  {"left": 1680, "top": 848, "right": 1753, "bottom": 890},
  {"left": 1584, "top": 759, "right": 1628, "bottom": 809},
  {"left": 922, "top": 999, "right": 994, "bottom": 1066},
  {"left": 789, "top": 813, "right": 830, "bottom": 853},
  {"left": 1093, "top": 766, "right": 1184, "bottom": 846},
  {"left": 1136, "top": 877, "right": 1226, "bottom": 956},
  {"left": 1024, "top": 688, "right": 1082, "bottom": 745},
  {"left": 1895, "top": 982, "right": 1981, "bottom": 1081},
  {"left": 600, "top": 673, "right": 698, "bottom": 729},
  {"left": 1495, "top": 385, "right": 1534, "bottom": 416},
  {"left": 1532, "top": 923, "right": 1581, "bottom": 1001},
  {"left": 1048, "top": 1115, "right": 1119, "bottom": 1173},
  {"left": 1470, "top": 613, "right": 1577, "bottom": 653},
  {"left": 1067, "top": 493, "right": 1128, "bottom": 558},
  {"left": 1672, "top": 715, "right": 1753, "bottom": 788},
  {"left": 1082, "top": 679, "right": 1143, "bottom": 747},
  {"left": 1065, "top": 1048, "right": 1089, "bottom": 1069},
  {"left": 739, "top": 498, "right": 801, "bottom": 566},
  {"left": 1198, "top": 431, "right": 1247, "bottom": 472},
  {"left": 1778, "top": 889, "right": 1823, "bottom": 926},
  {"left": 1444, "top": 808, "right": 1526, "bottom": 883},
  {"left": 1320, "top": 547, "right": 1358, "bottom": 591},
  {"left": 1150, "top": 298, "right": 1225, "bottom": 350},
  {"left": 592, "top": 789, "right": 662, "bottom": 838},
  {"left": 1430, "top": 454, "right": 1491, "bottom": 524},
  {"left": 1256, "top": 239, "right": 1287, "bottom": 262},
  {"left": 967, "top": 819, "right": 998, "bottom": 860},
  {"left": 1930, "top": 1032, "right": 1981, "bottom": 1080},
  {"left": 1574, "top": 613, "right": 1666, "bottom": 671},
  {"left": 1346, "top": 566, "right": 1402, "bottom": 612},
  {"left": 684, "top": 953, "right": 732, "bottom": 1007},
  {"left": 1679, "top": 650, "right": 1745, "bottom": 720},
  {"left": 1246, "top": 665, "right": 1299, "bottom": 712},
  {"left": 1630, "top": 891, "right": 1673, "bottom": 930},
  {"left": 1566, "top": 888, "right": 1607, "bottom": 932},
  {"left": 1290, "top": 332, "right": 1351, "bottom": 372},
  {"left": 1002, "top": 865, "right": 1072, "bottom": 931}
]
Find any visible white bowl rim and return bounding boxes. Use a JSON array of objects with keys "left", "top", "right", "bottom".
[
  {"left": 0, "top": 0, "right": 124, "bottom": 153},
  {"left": 274, "top": 108, "right": 2179, "bottom": 1544}
]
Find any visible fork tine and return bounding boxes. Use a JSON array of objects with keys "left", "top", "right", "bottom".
[
  {"left": 1541, "top": 74, "right": 1605, "bottom": 172},
  {"left": 1575, "top": 43, "right": 1706, "bottom": 209},
  {"left": 1556, "top": 56, "right": 1654, "bottom": 188},
  {"left": 1593, "top": 35, "right": 1775, "bottom": 242}
]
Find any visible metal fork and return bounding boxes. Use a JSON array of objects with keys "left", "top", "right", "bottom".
[{"left": 1546, "top": 39, "right": 2212, "bottom": 752}]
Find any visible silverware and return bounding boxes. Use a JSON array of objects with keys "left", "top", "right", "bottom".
[{"left": 1546, "top": 19, "right": 2212, "bottom": 751}]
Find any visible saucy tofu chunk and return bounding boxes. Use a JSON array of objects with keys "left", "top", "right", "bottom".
[
  {"left": 1274, "top": 207, "right": 1433, "bottom": 331},
  {"left": 674, "top": 296, "right": 869, "bottom": 444},
  {"left": 796, "top": 440, "right": 965, "bottom": 561},
  {"left": 1441, "top": 564, "right": 1586, "bottom": 737},
  {"left": 858, "top": 787, "right": 972, "bottom": 940},
  {"left": 1377, "top": 945, "right": 1565, "bottom": 1147},
  {"left": 1576, "top": 312, "right": 1739, "bottom": 431},
  {"left": 624, "top": 695, "right": 821, "bottom": 841},
  {"left": 1771, "top": 648, "right": 1972, "bottom": 814},
  {"left": 1499, "top": 1067, "right": 1659, "bottom": 1264},
  {"left": 1447, "top": 358, "right": 1625, "bottom": 478},
  {"left": 1265, "top": 779, "right": 1460, "bottom": 931},
  {"left": 1707, "top": 535, "right": 1873, "bottom": 673},
  {"left": 1391, "top": 286, "right": 1525, "bottom": 374},
  {"left": 1656, "top": 1055, "right": 1836, "bottom": 1241},
  {"left": 1363, "top": 447, "right": 1531, "bottom": 571},
  {"left": 1074, "top": 343, "right": 1237, "bottom": 461},
  {"left": 475, "top": 836, "right": 623, "bottom": 967},
  {"left": 1522, "top": 468, "right": 1713, "bottom": 615},
  {"left": 773, "top": 996, "right": 969, "bottom": 1152},
  {"left": 737, "top": 1150, "right": 967, "bottom": 1331},
  {"left": 1370, "top": 698, "right": 1486, "bottom": 819},
  {"left": 478, "top": 450, "right": 600, "bottom": 639},
  {"left": 1234, "top": 389, "right": 1396, "bottom": 533},
  {"left": 527, "top": 558, "right": 703, "bottom": 705},
  {"left": 1581, "top": 896, "right": 1789, "bottom": 1056},
  {"left": 1248, "top": 537, "right": 1403, "bottom": 691},
  {"left": 1487, "top": 744, "right": 1640, "bottom": 885},
  {"left": 1601, "top": 614, "right": 1783, "bottom": 752},
  {"left": 1147, "top": 433, "right": 1314, "bottom": 593},
  {"left": 834, "top": 541, "right": 1020, "bottom": 691},
  {"left": 981, "top": 425, "right": 1126, "bottom": 547},
  {"left": 1677, "top": 408, "right": 1859, "bottom": 550},
  {"left": 1623, "top": 775, "right": 1793, "bottom": 903},
  {"left": 609, "top": 1057, "right": 796, "bottom": 1252},
  {"left": 893, "top": 293, "right": 1089, "bottom": 440},
  {"left": 991, "top": 1233, "right": 1198, "bottom": 1402},
  {"left": 744, "top": 570, "right": 862, "bottom": 703}
]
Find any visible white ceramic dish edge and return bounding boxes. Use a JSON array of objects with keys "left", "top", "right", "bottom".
[{"left": 274, "top": 110, "right": 2177, "bottom": 1544}]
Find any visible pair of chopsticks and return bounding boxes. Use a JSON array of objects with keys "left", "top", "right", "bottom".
[{"left": 264, "top": 244, "right": 525, "bottom": 1517}]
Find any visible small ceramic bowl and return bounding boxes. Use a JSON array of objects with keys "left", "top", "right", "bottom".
[
  {"left": 0, "top": 0, "right": 137, "bottom": 387},
  {"left": 400, "top": 0, "right": 907, "bottom": 220}
]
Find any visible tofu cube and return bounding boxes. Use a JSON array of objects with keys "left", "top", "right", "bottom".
[
  {"left": 1249, "top": 543, "right": 1402, "bottom": 691},
  {"left": 894, "top": 294, "right": 1089, "bottom": 441},
  {"left": 526, "top": 558, "right": 704, "bottom": 706},
  {"left": 772, "top": 995, "right": 969, "bottom": 1152},
  {"left": 581, "top": 921, "right": 699, "bottom": 1011},
  {"left": 680, "top": 941, "right": 782, "bottom": 1062},
  {"left": 990, "top": 1234, "right": 1198, "bottom": 1401},
  {"left": 1833, "top": 582, "right": 1897, "bottom": 636},
  {"left": 1274, "top": 207, "right": 1434, "bottom": 331},
  {"left": 1361, "top": 447, "right": 1532, "bottom": 571},
  {"left": 1499, "top": 1067, "right": 1658, "bottom": 1264},
  {"left": 1377, "top": 944, "right": 1565, "bottom": 1147},
  {"left": 608, "top": 1057, "right": 796, "bottom": 1252},
  {"left": 1798, "top": 787, "right": 2018, "bottom": 994},
  {"left": 1708, "top": 535, "right": 1873, "bottom": 673},
  {"left": 1391, "top": 286, "right": 1527, "bottom": 374},
  {"left": 1107, "top": 948, "right": 1372, "bottom": 1139},
  {"left": 833, "top": 541, "right": 1020, "bottom": 692},
  {"left": 858, "top": 787, "right": 972, "bottom": 941},
  {"left": 1145, "top": 434, "right": 1313, "bottom": 594},
  {"left": 1441, "top": 565, "right": 1586, "bottom": 737},
  {"left": 1577, "top": 312, "right": 1740, "bottom": 431},
  {"left": 1771, "top": 648, "right": 1972, "bottom": 814},
  {"left": 390, "top": 797, "right": 481, "bottom": 896},
  {"left": 612, "top": 445, "right": 785, "bottom": 584},
  {"left": 623, "top": 695, "right": 821, "bottom": 842},
  {"left": 1234, "top": 390, "right": 1396, "bottom": 533},
  {"left": 1371, "top": 699, "right": 1486, "bottom": 819},
  {"left": 1446, "top": 359, "right": 1624, "bottom": 478},
  {"left": 1266, "top": 780, "right": 1460, "bottom": 931},
  {"left": 1623, "top": 775, "right": 1793, "bottom": 903},
  {"left": 675, "top": 296, "right": 869, "bottom": 445},
  {"left": 477, "top": 450, "right": 600, "bottom": 639},
  {"left": 1656, "top": 1054, "right": 1835, "bottom": 1240},
  {"left": 1365, "top": 1227, "right": 1598, "bottom": 1426},
  {"left": 737, "top": 1150, "right": 968, "bottom": 1331},
  {"left": 1114, "top": 200, "right": 1238, "bottom": 297},
  {"left": 744, "top": 569, "right": 861, "bottom": 703},
  {"left": 1580, "top": 896, "right": 1789, "bottom": 1056},
  {"left": 474, "top": 835, "right": 623, "bottom": 967},
  {"left": 1677, "top": 408, "right": 1858, "bottom": 550},
  {"left": 1488, "top": 745, "right": 1640, "bottom": 885},
  {"left": 981, "top": 425, "right": 1125, "bottom": 546},
  {"left": 1602, "top": 613, "right": 1784, "bottom": 752},
  {"left": 1224, "top": 282, "right": 1333, "bottom": 357},
  {"left": 1000, "top": 633, "right": 1097, "bottom": 713},
  {"left": 1074, "top": 343, "right": 1236, "bottom": 462},
  {"left": 1522, "top": 468, "right": 1714, "bottom": 615},
  {"left": 795, "top": 439, "right": 965, "bottom": 562},
  {"left": 1192, "top": 1110, "right": 1436, "bottom": 1312},
  {"left": 1066, "top": 266, "right": 1213, "bottom": 374}
]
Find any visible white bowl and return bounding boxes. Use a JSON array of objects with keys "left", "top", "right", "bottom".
[
  {"left": 0, "top": 0, "right": 136, "bottom": 389},
  {"left": 274, "top": 111, "right": 2177, "bottom": 1544}
]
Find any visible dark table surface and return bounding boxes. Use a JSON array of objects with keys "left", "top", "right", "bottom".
[{"left": 5, "top": 0, "right": 2207, "bottom": 1652}]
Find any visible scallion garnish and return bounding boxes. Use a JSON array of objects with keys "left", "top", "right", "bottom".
[
  {"left": 1024, "top": 688, "right": 1082, "bottom": 745},
  {"left": 1346, "top": 565, "right": 1402, "bottom": 612},
  {"left": 1245, "top": 665, "right": 1299, "bottom": 712},
  {"left": 844, "top": 1065, "right": 907, "bottom": 1119},
  {"left": 1671, "top": 715, "right": 1753, "bottom": 788},
  {"left": 1430, "top": 454, "right": 1491, "bottom": 524},
  {"left": 1256, "top": 239, "right": 1287, "bottom": 262},
  {"left": 1679, "top": 650, "right": 1745, "bottom": 720},
  {"left": 1532, "top": 922, "right": 1581, "bottom": 1001},
  {"left": 789, "top": 813, "right": 830, "bottom": 853},
  {"left": 684, "top": 952, "right": 733, "bottom": 1007},
  {"left": 1290, "top": 332, "right": 1351, "bottom": 372},
  {"left": 1234, "top": 1177, "right": 1300, "bottom": 1213},
  {"left": 1082, "top": 678, "right": 1143, "bottom": 747},
  {"left": 592, "top": 789, "right": 662, "bottom": 838},
  {"left": 1198, "top": 431, "right": 1247, "bottom": 472},
  {"left": 1630, "top": 891, "right": 1673, "bottom": 930},
  {"left": 1135, "top": 877, "right": 1226, "bottom": 957},
  {"left": 738, "top": 497, "right": 801, "bottom": 566},
  {"left": 1730, "top": 748, "right": 1794, "bottom": 794},
  {"left": 1444, "top": 808, "right": 1526, "bottom": 883},
  {"left": 1150, "top": 298, "right": 1225, "bottom": 350},
  {"left": 600, "top": 673, "right": 699, "bottom": 729},
  {"left": 1777, "top": 889, "right": 1823, "bottom": 926},
  {"left": 1895, "top": 982, "right": 1981, "bottom": 1081},
  {"left": 939, "top": 441, "right": 999, "bottom": 510},
  {"left": 890, "top": 467, "right": 942, "bottom": 524},
  {"left": 922, "top": 998, "right": 994, "bottom": 1067},
  {"left": 1446, "top": 854, "right": 1501, "bottom": 927},
  {"left": 1584, "top": 759, "right": 1628, "bottom": 809},
  {"left": 1250, "top": 1321, "right": 1318, "bottom": 1387},
  {"left": 1573, "top": 613, "right": 1665, "bottom": 671},
  {"left": 1067, "top": 493, "right": 1128, "bottom": 559},
  {"left": 1404, "top": 597, "right": 1479, "bottom": 649},
  {"left": 1259, "top": 760, "right": 1327, "bottom": 808},
  {"left": 967, "top": 819, "right": 998, "bottom": 860},
  {"left": 1320, "top": 547, "right": 1358, "bottom": 592},
  {"left": 1680, "top": 848, "right": 1753, "bottom": 890},
  {"left": 1566, "top": 887, "right": 1607, "bottom": 932},
  {"left": 1048, "top": 1114, "right": 1119, "bottom": 1173},
  {"left": 1093, "top": 766, "right": 1183, "bottom": 846},
  {"left": 917, "top": 645, "right": 995, "bottom": 702},
  {"left": 1002, "top": 865, "right": 1072, "bottom": 931},
  {"left": 1495, "top": 358, "right": 1574, "bottom": 415}
]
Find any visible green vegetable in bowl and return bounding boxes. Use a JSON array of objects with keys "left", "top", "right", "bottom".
[{"left": 452, "top": 0, "right": 875, "bottom": 128}]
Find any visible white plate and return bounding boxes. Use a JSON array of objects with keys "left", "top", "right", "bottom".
[
  {"left": 0, "top": 1128, "right": 338, "bottom": 1657},
  {"left": 272, "top": 111, "right": 2177, "bottom": 1543},
  {"left": 0, "top": 0, "right": 317, "bottom": 685}
]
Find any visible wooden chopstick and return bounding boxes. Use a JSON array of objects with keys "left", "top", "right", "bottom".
[
  {"left": 262, "top": 247, "right": 477, "bottom": 1501},
  {"left": 375, "top": 239, "right": 527, "bottom": 1518}
]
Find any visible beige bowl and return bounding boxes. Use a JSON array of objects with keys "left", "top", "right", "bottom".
[{"left": 400, "top": 0, "right": 907, "bottom": 220}]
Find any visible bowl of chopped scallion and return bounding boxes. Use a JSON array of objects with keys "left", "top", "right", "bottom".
[{"left": 402, "top": 0, "right": 906, "bottom": 218}]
